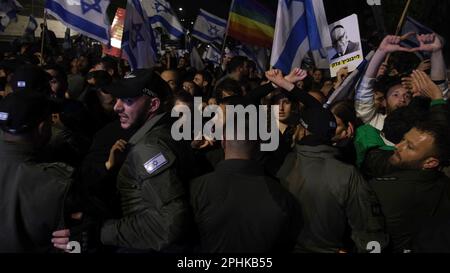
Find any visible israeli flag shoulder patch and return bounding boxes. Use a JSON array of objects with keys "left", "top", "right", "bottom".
[
  {"left": 143, "top": 152, "right": 168, "bottom": 175},
  {"left": 0, "top": 112, "right": 9, "bottom": 121}
]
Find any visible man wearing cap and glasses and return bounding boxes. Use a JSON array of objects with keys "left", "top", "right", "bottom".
[
  {"left": 0, "top": 91, "right": 74, "bottom": 252},
  {"left": 52, "top": 69, "right": 197, "bottom": 252}
]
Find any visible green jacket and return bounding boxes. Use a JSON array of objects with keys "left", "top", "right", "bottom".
[
  {"left": 100, "top": 113, "right": 196, "bottom": 251},
  {"left": 0, "top": 139, "right": 73, "bottom": 252},
  {"left": 277, "top": 144, "right": 388, "bottom": 253}
]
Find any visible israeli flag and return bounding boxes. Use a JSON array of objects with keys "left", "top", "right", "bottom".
[
  {"left": 141, "top": 0, "right": 184, "bottom": 40},
  {"left": 203, "top": 45, "right": 221, "bottom": 67},
  {"left": 123, "top": 0, "right": 157, "bottom": 70},
  {"left": 45, "top": 0, "right": 111, "bottom": 44},
  {"left": 25, "top": 15, "right": 38, "bottom": 34},
  {"left": 270, "top": 0, "right": 332, "bottom": 74},
  {"left": 236, "top": 44, "right": 269, "bottom": 74},
  {"left": 192, "top": 9, "right": 227, "bottom": 44},
  {"left": 0, "top": 0, "right": 23, "bottom": 32}
]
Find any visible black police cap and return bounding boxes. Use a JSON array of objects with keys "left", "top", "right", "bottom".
[
  {"left": 0, "top": 91, "right": 54, "bottom": 134},
  {"left": 103, "top": 69, "right": 171, "bottom": 100}
]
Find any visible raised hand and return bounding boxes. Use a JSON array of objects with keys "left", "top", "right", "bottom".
[
  {"left": 285, "top": 68, "right": 308, "bottom": 84},
  {"left": 415, "top": 33, "right": 443, "bottom": 53},
  {"left": 401, "top": 76, "right": 415, "bottom": 95},
  {"left": 105, "top": 139, "right": 128, "bottom": 171},
  {"left": 378, "top": 33, "right": 415, "bottom": 53},
  {"left": 410, "top": 70, "right": 443, "bottom": 100},
  {"left": 416, "top": 59, "right": 431, "bottom": 71},
  {"left": 336, "top": 66, "right": 349, "bottom": 82},
  {"left": 266, "top": 69, "right": 295, "bottom": 91},
  {"left": 265, "top": 69, "right": 284, "bottom": 83}
]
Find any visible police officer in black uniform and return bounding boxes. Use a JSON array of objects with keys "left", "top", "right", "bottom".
[
  {"left": 52, "top": 69, "right": 197, "bottom": 252},
  {"left": 190, "top": 113, "right": 303, "bottom": 253},
  {"left": 0, "top": 91, "right": 73, "bottom": 252}
]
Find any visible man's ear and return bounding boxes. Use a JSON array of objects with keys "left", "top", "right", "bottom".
[
  {"left": 203, "top": 81, "right": 208, "bottom": 88},
  {"left": 149, "top": 97, "right": 161, "bottom": 113},
  {"left": 38, "top": 121, "right": 46, "bottom": 135},
  {"left": 346, "top": 122, "right": 355, "bottom": 138},
  {"left": 423, "top": 157, "right": 439, "bottom": 170}
]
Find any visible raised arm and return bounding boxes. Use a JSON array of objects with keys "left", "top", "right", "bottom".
[{"left": 355, "top": 34, "right": 415, "bottom": 124}]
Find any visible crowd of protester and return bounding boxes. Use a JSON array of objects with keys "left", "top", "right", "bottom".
[{"left": 0, "top": 30, "right": 450, "bottom": 253}]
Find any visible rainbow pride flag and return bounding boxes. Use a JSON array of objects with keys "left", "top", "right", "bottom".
[{"left": 228, "top": 0, "right": 276, "bottom": 48}]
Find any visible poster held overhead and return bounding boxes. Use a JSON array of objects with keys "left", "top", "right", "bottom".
[{"left": 327, "top": 14, "right": 364, "bottom": 78}]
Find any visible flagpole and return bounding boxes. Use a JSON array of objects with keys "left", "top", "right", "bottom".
[
  {"left": 384, "top": 0, "right": 412, "bottom": 64},
  {"left": 40, "top": 10, "right": 47, "bottom": 66},
  {"left": 220, "top": 0, "right": 235, "bottom": 60}
]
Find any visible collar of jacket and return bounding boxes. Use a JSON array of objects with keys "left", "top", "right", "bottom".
[
  {"left": 295, "top": 144, "right": 340, "bottom": 159},
  {"left": 215, "top": 159, "right": 265, "bottom": 176},
  {"left": 298, "top": 135, "right": 332, "bottom": 147},
  {"left": 128, "top": 112, "right": 167, "bottom": 145},
  {"left": 379, "top": 169, "right": 444, "bottom": 182},
  {"left": 0, "top": 139, "right": 35, "bottom": 160}
]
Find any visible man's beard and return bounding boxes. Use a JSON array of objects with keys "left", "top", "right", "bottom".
[{"left": 390, "top": 157, "right": 424, "bottom": 170}]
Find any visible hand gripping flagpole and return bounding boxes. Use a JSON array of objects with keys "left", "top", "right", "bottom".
[
  {"left": 384, "top": 0, "right": 412, "bottom": 64},
  {"left": 220, "top": 0, "right": 235, "bottom": 61}
]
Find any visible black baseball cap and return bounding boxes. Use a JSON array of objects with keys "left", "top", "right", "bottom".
[
  {"left": 10, "top": 64, "right": 52, "bottom": 94},
  {"left": 103, "top": 69, "right": 171, "bottom": 100},
  {"left": 0, "top": 91, "right": 54, "bottom": 134},
  {"left": 299, "top": 106, "right": 337, "bottom": 142}
]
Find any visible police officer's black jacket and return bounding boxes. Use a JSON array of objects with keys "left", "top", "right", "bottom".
[
  {"left": 100, "top": 113, "right": 197, "bottom": 251},
  {"left": 0, "top": 138, "right": 73, "bottom": 252},
  {"left": 190, "top": 159, "right": 303, "bottom": 253},
  {"left": 364, "top": 148, "right": 450, "bottom": 253}
]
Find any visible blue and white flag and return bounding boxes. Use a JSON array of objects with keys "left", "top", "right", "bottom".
[
  {"left": 190, "top": 45, "right": 206, "bottom": 71},
  {"left": 203, "top": 45, "right": 221, "bottom": 67},
  {"left": 123, "top": 0, "right": 157, "bottom": 70},
  {"left": 0, "top": 0, "right": 22, "bottom": 32},
  {"left": 270, "top": 0, "right": 332, "bottom": 74},
  {"left": 192, "top": 9, "right": 227, "bottom": 44},
  {"left": 141, "top": 0, "right": 184, "bottom": 40},
  {"left": 25, "top": 15, "right": 38, "bottom": 34},
  {"left": 45, "top": 0, "right": 111, "bottom": 44},
  {"left": 236, "top": 44, "right": 268, "bottom": 74}
]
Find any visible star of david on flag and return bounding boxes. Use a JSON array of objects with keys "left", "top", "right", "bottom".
[
  {"left": 140, "top": 0, "right": 184, "bottom": 40},
  {"left": 45, "top": 0, "right": 111, "bottom": 44},
  {"left": 122, "top": 0, "right": 157, "bottom": 70},
  {"left": 192, "top": 9, "right": 226, "bottom": 44},
  {"left": 80, "top": 0, "right": 102, "bottom": 14}
]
